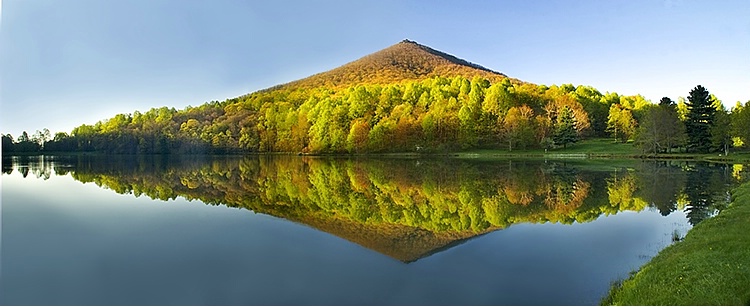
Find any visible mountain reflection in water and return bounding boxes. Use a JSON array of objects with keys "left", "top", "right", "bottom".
[{"left": 2, "top": 155, "right": 740, "bottom": 262}]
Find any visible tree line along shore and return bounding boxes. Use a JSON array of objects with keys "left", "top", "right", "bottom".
[{"left": 3, "top": 78, "right": 750, "bottom": 157}]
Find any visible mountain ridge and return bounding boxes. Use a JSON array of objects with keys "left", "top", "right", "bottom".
[
  {"left": 261, "top": 39, "right": 519, "bottom": 92},
  {"left": 397, "top": 39, "right": 502, "bottom": 74}
]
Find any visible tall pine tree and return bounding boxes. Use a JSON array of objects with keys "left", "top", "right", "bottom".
[
  {"left": 685, "top": 85, "right": 716, "bottom": 153},
  {"left": 553, "top": 106, "right": 577, "bottom": 149}
]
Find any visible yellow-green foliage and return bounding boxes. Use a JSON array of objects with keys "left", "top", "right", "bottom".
[
  {"left": 9, "top": 156, "right": 740, "bottom": 264},
  {"left": 52, "top": 41, "right": 650, "bottom": 154},
  {"left": 13, "top": 42, "right": 750, "bottom": 156},
  {"left": 61, "top": 76, "right": 627, "bottom": 154},
  {"left": 61, "top": 156, "right": 732, "bottom": 234}
]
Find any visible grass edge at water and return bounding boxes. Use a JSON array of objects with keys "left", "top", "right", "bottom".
[
  {"left": 602, "top": 180, "right": 750, "bottom": 305},
  {"left": 457, "top": 138, "right": 750, "bottom": 163}
]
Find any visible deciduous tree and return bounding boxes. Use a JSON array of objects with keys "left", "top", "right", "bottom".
[
  {"left": 730, "top": 101, "right": 750, "bottom": 148},
  {"left": 502, "top": 105, "right": 536, "bottom": 151},
  {"left": 711, "top": 107, "right": 731, "bottom": 155},
  {"left": 607, "top": 104, "right": 637, "bottom": 143},
  {"left": 635, "top": 98, "right": 685, "bottom": 153}
]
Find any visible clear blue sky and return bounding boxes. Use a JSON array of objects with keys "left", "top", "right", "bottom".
[{"left": 2, "top": 0, "right": 749, "bottom": 137}]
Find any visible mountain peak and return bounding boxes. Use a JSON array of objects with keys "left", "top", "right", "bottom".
[
  {"left": 268, "top": 40, "right": 514, "bottom": 91},
  {"left": 391, "top": 39, "right": 504, "bottom": 75},
  {"left": 399, "top": 38, "right": 418, "bottom": 44}
]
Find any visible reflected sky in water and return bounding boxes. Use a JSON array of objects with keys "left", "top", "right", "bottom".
[{"left": 1, "top": 156, "right": 737, "bottom": 305}]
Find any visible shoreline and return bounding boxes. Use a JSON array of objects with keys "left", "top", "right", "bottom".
[
  {"left": 601, "top": 181, "right": 750, "bottom": 305},
  {"left": 5, "top": 150, "right": 750, "bottom": 163}
]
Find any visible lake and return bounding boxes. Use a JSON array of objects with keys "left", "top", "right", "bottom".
[{"left": 0, "top": 155, "right": 744, "bottom": 305}]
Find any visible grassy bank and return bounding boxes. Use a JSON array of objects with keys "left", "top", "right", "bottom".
[
  {"left": 462, "top": 138, "right": 638, "bottom": 156},
  {"left": 6, "top": 138, "right": 750, "bottom": 163},
  {"left": 602, "top": 181, "right": 750, "bottom": 305},
  {"left": 457, "top": 138, "right": 750, "bottom": 163}
]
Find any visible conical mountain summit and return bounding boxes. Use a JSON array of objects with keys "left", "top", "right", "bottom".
[
  {"left": 43, "top": 40, "right": 528, "bottom": 156},
  {"left": 268, "top": 39, "right": 516, "bottom": 91}
]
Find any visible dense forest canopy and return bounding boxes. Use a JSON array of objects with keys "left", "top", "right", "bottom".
[{"left": 2, "top": 41, "right": 749, "bottom": 155}]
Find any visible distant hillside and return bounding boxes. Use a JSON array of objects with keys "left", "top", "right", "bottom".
[
  {"left": 265, "top": 39, "right": 519, "bottom": 91},
  {"left": 36, "top": 39, "right": 634, "bottom": 155}
]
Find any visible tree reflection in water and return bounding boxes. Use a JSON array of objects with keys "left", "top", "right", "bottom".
[{"left": 3, "top": 155, "right": 743, "bottom": 262}]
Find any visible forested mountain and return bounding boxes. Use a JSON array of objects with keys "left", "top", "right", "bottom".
[
  {"left": 266, "top": 39, "right": 517, "bottom": 91},
  {"left": 3, "top": 40, "right": 749, "bottom": 155}
]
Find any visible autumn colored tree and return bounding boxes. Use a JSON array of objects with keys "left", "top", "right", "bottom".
[
  {"left": 21, "top": 72, "right": 743, "bottom": 156},
  {"left": 544, "top": 94, "right": 590, "bottom": 135},
  {"left": 346, "top": 119, "right": 370, "bottom": 153},
  {"left": 502, "top": 105, "right": 536, "bottom": 151}
]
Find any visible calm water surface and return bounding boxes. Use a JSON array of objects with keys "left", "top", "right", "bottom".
[{"left": 0, "top": 155, "right": 744, "bottom": 305}]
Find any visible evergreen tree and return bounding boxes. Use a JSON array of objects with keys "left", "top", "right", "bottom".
[
  {"left": 1, "top": 134, "right": 14, "bottom": 153},
  {"left": 553, "top": 106, "right": 577, "bottom": 148},
  {"left": 659, "top": 96, "right": 673, "bottom": 107},
  {"left": 685, "top": 85, "right": 716, "bottom": 153}
]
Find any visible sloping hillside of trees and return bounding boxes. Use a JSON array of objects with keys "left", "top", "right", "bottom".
[
  {"left": 266, "top": 39, "right": 516, "bottom": 91},
  {"left": 2, "top": 41, "right": 749, "bottom": 155}
]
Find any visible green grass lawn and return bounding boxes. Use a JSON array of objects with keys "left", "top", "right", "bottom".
[
  {"left": 602, "top": 181, "right": 750, "bottom": 305},
  {"left": 552, "top": 138, "right": 641, "bottom": 154},
  {"left": 457, "top": 138, "right": 750, "bottom": 163},
  {"left": 459, "top": 138, "right": 639, "bottom": 156}
]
